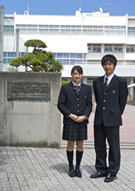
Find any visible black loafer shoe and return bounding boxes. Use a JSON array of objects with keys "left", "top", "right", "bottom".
[
  {"left": 75, "top": 169, "right": 82, "bottom": 178},
  {"left": 104, "top": 173, "right": 116, "bottom": 183},
  {"left": 68, "top": 168, "right": 75, "bottom": 177},
  {"left": 90, "top": 172, "right": 106, "bottom": 178}
]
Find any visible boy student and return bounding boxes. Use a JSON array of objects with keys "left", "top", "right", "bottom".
[
  {"left": 91, "top": 54, "right": 128, "bottom": 183},
  {"left": 57, "top": 65, "right": 92, "bottom": 178}
]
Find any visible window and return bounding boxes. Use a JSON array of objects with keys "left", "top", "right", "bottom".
[
  {"left": 126, "top": 45, "right": 135, "bottom": 53},
  {"left": 19, "top": 52, "right": 25, "bottom": 57},
  {"left": 77, "top": 54, "right": 83, "bottom": 58},
  {"left": 70, "top": 53, "right": 76, "bottom": 58},
  {"left": 126, "top": 61, "right": 135, "bottom": 65},
  {"left": 87, "top": 60, "right": 100, "bottom": 64},
  {"left": 57, "top": 53, "right": 63, "bottom": 58},
  {"left": 3, "top": 52, "right": 7, "bottom": 57},
  {"left": 63, "top": 53, "right": 69, "bottom": 58},
  {"left": 49, "top": 29, "right": 55, "bottom": 34},
  {"left": 105, "top": 45, "right": 123, "bottom": 53},
  {"left": 20, "top": 29, "right": 26, "bottom": 34},
  {"left": 4, "top": 25, "right": 14, "bottom": 35},
  {"left": 39, "top": 29, "right": 44, "bottom": 34},
  {"left": 105, "top": 45, "right": 113, "bottom": 53},
  {"left": 76, "top": 60, "right": 82, "bottom": 64},
  {"left": 128, "top": 27, "right": 135, "bottom": 37},
  {"left": 88, "top": 45, "right": 101, "bottom": 53},
  {"left": 117, "top": 61, "right": 124, "bottom": 65},
  {"left": 8, "top": 52, "right": 16, "bottom": 57},
  {"left": 57, "top": 59, "right": 62, "bottom": 63},
  {"left": 114, "top": 45, "right": 123, "bottom": 53},
  {"left": 70, "top": 60, "right": 76, "bottom": 65},
  {"left": 3, "top": 58, "right": 7, "bottom": 64},
  {"left": 8, "top": 58, "right": 12, "bottom": 64},
  {"left": 27, "top": 29, "right": 34, "bottom": 34},
  {"left": 87, "top": 78, "right": 93, "bottom": 85},
  {"left": 104, "top": 26, "right": 126, "bottom": 36},
  {"left": 63, "top": 59, "right": 69, "bottom": 65},
  {"left": 44, "top": 29, "right": 48, "bottom": 34}
]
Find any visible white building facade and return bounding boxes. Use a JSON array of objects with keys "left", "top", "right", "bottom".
[{"left": 3, "top": 9, "right": 135, "bottom": 100}]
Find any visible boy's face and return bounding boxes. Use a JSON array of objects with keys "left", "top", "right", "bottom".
[
  {"left": 103, "top": 61, "right": 116, "bottom": 76},
  {"left": 71, "top": 69, "right": 83, "bottom": 85}
]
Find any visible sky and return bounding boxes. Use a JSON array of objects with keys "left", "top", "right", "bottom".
[{"left": 0, "top": 0, "right": 135, "bottom": 16}]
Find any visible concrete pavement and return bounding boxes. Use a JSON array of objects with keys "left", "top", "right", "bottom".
[
  {"left": 0, "top": 104, "right": 135, "bottom": 191},
  {"left": 0, "top": 147, "right": 135, "bottom": 191}
]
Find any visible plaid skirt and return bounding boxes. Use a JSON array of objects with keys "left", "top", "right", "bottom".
[{"left": 62, "top": 124, "right": 87, "bottom": 141}]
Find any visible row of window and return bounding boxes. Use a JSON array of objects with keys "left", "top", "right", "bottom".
[
  {"left": 16, "top": 25, "right": 126, "bottom": 29},
  {"left": 57, "top": 59, "right": 84, "bottom": 65},
  {"left": 54, "top": 53, "right": 86, "bottom": 59},
  {"left": 57, "top": 60, "right": 135, "bottom": 65},
  {"left": 3, "top": 52, "right": 85, "bottom": 64},
  {"left": 88, "top": 45, "right": 135, "bottom": 53},
  {"left": 3, "top": 52, "right": 85, "bottom": 59},
  {"left": 3, "top": 24, "right": 135, "bottom": 37},
  {"left": 3, "top": 52, "right": 135, "bottom": 65},
  {"left": 4, "top": 25, "right": 135, "bottom": 37},
  {"left": 3, "top": 52, "right": 26, "bottom": 64},
  {"left": 15, "top": 25, "right": 126, "bottom": 36},
  {"left": 3, "top": 52, "right": 25, "bottom": 57}
]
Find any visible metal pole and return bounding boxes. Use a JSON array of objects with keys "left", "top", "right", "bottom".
[
  {"left": 0, "top": 5, "right": 4, "bottom": 71},
  {"left": 16, "top": 28, "right": 19, "bottom": 71}
]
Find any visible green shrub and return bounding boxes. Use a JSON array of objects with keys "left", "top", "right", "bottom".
[{"left": 62, "top": 80, "right": 70, "bottom": 85}]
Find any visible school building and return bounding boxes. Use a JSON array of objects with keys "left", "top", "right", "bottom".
[{"left": 3, "top": 8, "right": 135, "bottom": 100}]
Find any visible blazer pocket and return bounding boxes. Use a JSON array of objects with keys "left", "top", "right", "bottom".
[{"left": 110, "top": 109, "right": 121, "bottom": 113}]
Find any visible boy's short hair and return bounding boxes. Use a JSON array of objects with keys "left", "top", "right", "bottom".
[
  {"left": 101, "top": 54, "right": 117, "bottom": 67},
  {"left": 71, "top": 65, "right": 83, "bottom": 74}
]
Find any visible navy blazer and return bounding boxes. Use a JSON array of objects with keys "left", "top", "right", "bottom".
[
  {"left": 57, "top": 82, "right": 92, "bottom": 125},
  {"left": 93, "top": 75, "right": 128, "bottom": 127}
]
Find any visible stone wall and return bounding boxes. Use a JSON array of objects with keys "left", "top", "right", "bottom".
[{"left": 0, "top": 72, "right": 61, "bottom": 148}]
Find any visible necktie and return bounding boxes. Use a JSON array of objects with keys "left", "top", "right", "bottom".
[
  {"left": 73, "top": 85, "right": 81, "bottom": 93},
  {"left": 104, "top": 77, "right": 108, "bottom": 87}
]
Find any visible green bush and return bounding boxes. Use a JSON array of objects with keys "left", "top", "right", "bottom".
[{"left": 62, "top": 80, "right": 70, "bottom": 85}]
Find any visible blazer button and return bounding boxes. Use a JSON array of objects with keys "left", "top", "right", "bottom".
[
  {"left": 103, "top": 100, "right": 106, "bottom": 102},
  {"left": 77, "top": 98, "right": 79, "bottom": 100},
  {"left": 103, "top": 107, "right": 105, "bottom": 110},
  {"left": 77, "top": 104, "right": 79, "bottom": 106},
  {"left": 77, "top": 110, "right": 79, "bottom": 112},
  {"left": 104, "top": 92, "right": 106, "bottom": 94}
]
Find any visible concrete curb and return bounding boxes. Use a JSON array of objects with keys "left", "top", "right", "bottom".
[{"left": 61, "top": 141, "right": 135, "bottom": 149}]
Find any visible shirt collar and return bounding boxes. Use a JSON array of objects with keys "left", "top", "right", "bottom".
[
  {"left": 104, "top": 73, "right": 114, "bottom": 84},
  {"left": 72, "top": 81, "right": 81, "bottom": 86}
]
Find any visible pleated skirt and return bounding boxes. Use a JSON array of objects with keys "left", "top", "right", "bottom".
[{"left": 62, "top": 124, "right": 87, "bottom": 141}]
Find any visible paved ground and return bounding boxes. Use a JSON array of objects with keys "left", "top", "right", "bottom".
[
  {"left": 0, "top": 104, "right": 135, "bottom": 191},
  {"left": 0, "top": 147, "right": 135, "bottom": 191}
]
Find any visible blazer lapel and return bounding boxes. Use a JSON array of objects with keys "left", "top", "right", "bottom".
[
  {"left": 69, "top": 81, "right": 73, "bottom": 90},
  {"left": 69, "top": 81, "right": 79, "bottom": 96},
  {"left": 78, "top": 83, "right": 85, "bottom": 96},
  {"left": 99, "top": 76, "right": 105, "bottom": 91}
]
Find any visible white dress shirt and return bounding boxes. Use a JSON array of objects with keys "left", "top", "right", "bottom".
[{"left": 104, "top": 73, "right": 114, "bottom": 86}]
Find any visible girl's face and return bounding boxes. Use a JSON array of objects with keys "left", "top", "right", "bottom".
[{"left": 71, "top": 69, "right": 83, "bottom": 85}]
